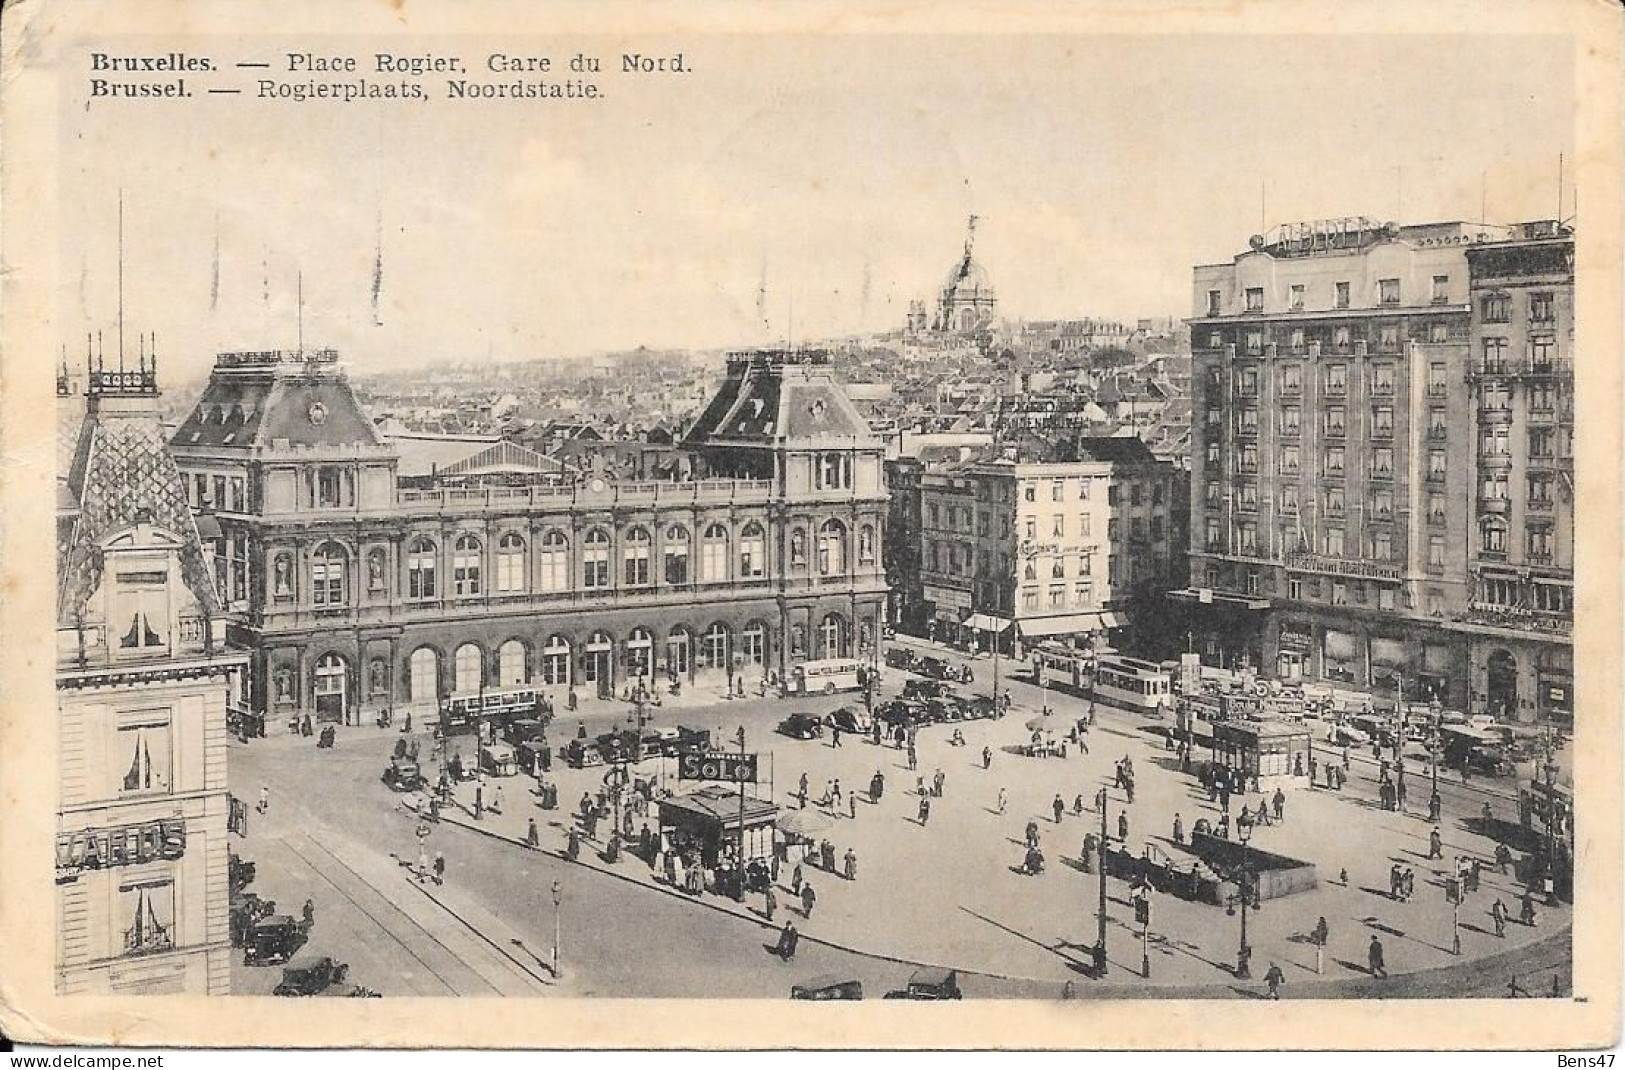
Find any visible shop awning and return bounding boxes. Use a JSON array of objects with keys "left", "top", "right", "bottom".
[
  {"left": 963, "top": 613, "right": 1013, "bottom": 634},
  {"left": 1099, "top": 612, "right": 1128, "bottom": 629},
  {"left": 1019, "top": 613, "right": 1103, "bottom": 638},
  {"left": 194, "top": 514, "right": 223, "bottom": 541}
]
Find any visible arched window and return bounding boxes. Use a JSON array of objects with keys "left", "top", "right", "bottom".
[
  {"left": 741, "top": 621, "right": 767, "bottom": 667},
  {"left": 701, "top": 523, "right": 729, "bottom": 582},
  {"left": 311, "top": 542, "right": 347, "bottom": 607},
  {"left": 820, "top": 614, "right": 847, "bottom": 659},
  {"left": 539, "top": 530, "right": 569, "bottom": 592},
  {"left": 666, "top": 626, "right": 691, "bottom": 676},
  {"left": 663, "top": 525, "right": 691, "bottom": 585},
  {"left": 314, "top": 653, "right": 347, "bottom": 709},
  {"left": 623, "top": 526, "right": 651, "bottom": 586},
  {"left": 540, "top": 635, "right": 571, "bottom": 686},
  {"left": 739, "top": 521, "right": 766, "bottom": 579},
  {"left": 454, "top": 643, "right": 483, "bottom": 694},
  {"left": 702, "top": 622, "right": 729, "bottom": 670},
  {"left": 627, "top": 626, "right": 654, "bottom": 679},
  {"left": 407, "top": 537, "right": 437, "bottom": 599},
  {"left": 453, "top": 535, "right": 482, "bottom": 596},
  {"left": 818, "top": 519, "right": 847, "bottom": 575},
  {"left": 498, "top": 639, "right": 526, "bottom": 686},
  {"left": 858, "top": 524, "right": 876, "bottom": 563},
  {"left": 496, "top": 533, "right": 526, "bottom": 593},
  {"left": 583, "top": 528, "right": 610, "bottom": 588},
  {"left": 409, "top": 647, "right": 439, "bottom": 703},
  {"left": 1482, "top": 519, "right": 1507, "bottom": 554}
]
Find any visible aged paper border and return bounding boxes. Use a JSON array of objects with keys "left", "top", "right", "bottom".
[{"left": 0, "top": 0, "right": 1618, "bottom": 1050}]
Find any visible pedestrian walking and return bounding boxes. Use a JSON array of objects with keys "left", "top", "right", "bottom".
[
  {"left": 1428, "top": 827, "right": 1443, "bottom": 860},
  {"left": 848, "top": 792, "right": 857, "bottom": 820},
  {"left": 832, "top": 780, "right": 843, "bottom": 811},
  {"left": 907, "top": 745, "right": 918, "bottom": 771},
  {"left": 843, "top": 848, "right": 857, "bottom": 881},
  {"left": 1402, "top": 868, "right": 1415, "bottom": 901},
  {"left": 1520, "top": 889, "right": 1537, "bottom": 926},
  {"left": 526, "top": 818, "right": 540, "bottom": 847},
  {"left": 1389, "top": 864, "right": 1402, "bottom": 899},
  {"left": 1311, "top": 916, "right": 1329, "bottom": 948},
  {"left": 917, "top": 797, "right": 931, "bottom": 825},
  {"left": 1308, "top": 756, "right": 1318, "bottom": 786},
  {"left": 775, "top": 920, "right": 798, "bottom": 960},
  {"left": 996, "top": 787, "right": 1008, "bottom": 814},
  {"left": 801, "top": 882, "right": 817, "bottom": 918},
  {"left": 1368, "top": 936, "right": 1387, "bottom": 978},
  {"left": 982, "top": 746, "right": 993, "bottom": 770},
  {"left": 1124, "top": 776, "right": 1135, "bottom": 805},
  {"left": 1025, "top": 820, "right": 1041, "bottom": 849},
  {"left": 1117, "top": 811, "right": 1129, "bottom": 842},
  {"left": 1338, "top": 867, "right": 1348, "bottom": 886},
  {"left": 1053, "top": 795, "right": 1066, "bottom": 824},
  {"left": 932, "top": 769, "right": 945, "bottom": 797},
  {"left": 798, "top": 773, "right": 809, "bottom": 809},
  {"left": 1396, "top": 779, "right": 1408, "bottom": 813},
  {"left": 258, "top": 785, "right": 270, "bottom": 815},
  {"left": 492, "top": 785, "right": 504, "bottom": 815},
  {"left": 791, "top": 862, "right": 803, "bottom": 896},
  {"left": 432, "top": 851, "right": 446, "bottom": 885},
  {"left": 1073, "top": 793, "right": 1084, "bottom": 816},
  {"left": 832, "top": 725, "right": 842, "bottom": 748},
  {"left": 1482, "top": 801, "right": 1495, "bottom": 827},
  {"left": 764, "top": 884, "right": 777, "bottom": 922},
  {"left": 1491, "top": 898, "right": 1507, "bottom": 938},
  {"left": 1342, "top": 744, "right": 1351, "bottom": 770},
  {"left": 1264, "top": 962, "right": 1285, "bottom": 1000},
  {"left": 1272, "top": 788, "right": 1285, "bottom": 822},
  {"left": 1173, "top": 812, "right": 1184, "bottom": 845},
  {"left": 870, "top": 770, "right": 884, "bottom": 802}
]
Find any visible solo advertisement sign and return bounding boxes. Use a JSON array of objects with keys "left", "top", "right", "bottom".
[
  {"left": 56, "top": 818, "right": 186, "bottom": 882},
  {"left": 678, "top": 751, "right": 759, "bottom": 784}
]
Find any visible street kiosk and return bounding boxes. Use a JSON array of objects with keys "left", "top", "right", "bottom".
[
  {"left": 1211, "top": 718, "right": 1311, "bottom": 785},
  {"left": 657, "top": 785, "right": 779, "bottom": 868}
]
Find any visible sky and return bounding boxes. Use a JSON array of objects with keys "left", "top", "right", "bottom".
[{"left": 56, "top": 31, "right": 1576, "bottom": 386}]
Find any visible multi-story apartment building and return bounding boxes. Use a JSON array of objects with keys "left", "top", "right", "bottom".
[
  {"left": 917, "top": 438, "right": 1180, "bottom": 651},
  {"left": 882, "top": 455, "right": 925, "bottom": 630},
  {"left": 168, "top": 348, "right": 887, "bottom": 721},
  {"left": 55, "top": 358, "right": 248, "bottom": 994},
  {"left": 1178, "top": 217, "right": 1574, "bottom": 722},
  {"left": 1456, "top": 222, "right": 1575, "bottom": 723}
]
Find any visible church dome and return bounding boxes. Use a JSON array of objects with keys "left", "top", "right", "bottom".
[{"left": 943, "top": 255, "right": 994, "bottom": 297}]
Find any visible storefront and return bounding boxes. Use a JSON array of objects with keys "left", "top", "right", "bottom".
[
  {"left": 1274, "top": 622, "right": 1313, "bottom": 682},
  {"left": 657, "top": 785, "right": 779, "bottom": 868},
  {"left": 1320, "top": 629, "right": 1361, "bottom": 686}
]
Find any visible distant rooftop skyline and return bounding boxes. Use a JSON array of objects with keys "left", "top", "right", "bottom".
[{"left": 60, "top": 33, "right": 1574, "bottom": 386}]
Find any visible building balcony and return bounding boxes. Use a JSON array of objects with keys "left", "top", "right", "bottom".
[
  {"left": 1526, "top": 498, "right": 1555, "bottom": 513},
  {"left": 1458, "top": 602, "right": 1572, "bottom": 636},
  {"left": 1283, "top": 552, "right": 1401, "bottom": 582},
  {"left": 1426, "top": 426, "right": 1449, "bottom": 441},
  {"left": 1477, "top": 453, "right": 1513, "bottom": 469},
  {"left": 1478, "top": 407, "right": 1514, "bottom": 424}
]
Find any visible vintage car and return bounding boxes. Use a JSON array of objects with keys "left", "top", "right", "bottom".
[
  {"left": 229, "top": 892, "right": 275, "bottom": 947},
  {"left": 504, "top": 718, "right": 547, "bottom": 746},
  {"left": 790, "top": 975, "right": 865, "bottom": 1000},
  {"left": 479, "top": 742, "right": 519, "bottom": 777},
  {"left": 776, "top": 713, "right": 825, "bottom": 740},
  {"left": 272, "top": 955, "right": 351, "bottom": 997},
  {"left": 244, "top": 915, "right": 304, "bottom": 966},
  {"left": 826, "top": 706, "right": 871, "bottom": 735},
  {"left": 515, "top": 739, "right": 551, "bottom": 775},
  {"left": 883, "top": 647, "right": 918, "bottom": 672},
  {"left": 903, "top": 677, "right": 955, "bottom": 702},
  {"left": 228, "top": 853, "right": 257, "bottom": 894},
  {"left": 884, "top": 967, "right": 963, "bottom": 1000},
  {"left": 876, "top": 698, "right": 930, "bottom": 729},
  {"left": 382, "top": 756, "right": 425, "bottom": 792},
  {"left": 914, "top": 656, "right": 972, "bottom": 684},
  {"left": 669, "top": 725, "right": 712, "bottom": 756},
  {"left": 564, "top": 738, "right": 605, "bottom": 769}
]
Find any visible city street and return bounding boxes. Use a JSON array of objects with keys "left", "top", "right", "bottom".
[{"left": 229, "top": 636, "right": 1571, "bottom": 999}]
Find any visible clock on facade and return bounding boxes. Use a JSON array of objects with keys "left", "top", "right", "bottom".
[{"left": 307, "top": 402, "right": 327, "bottom": 426}]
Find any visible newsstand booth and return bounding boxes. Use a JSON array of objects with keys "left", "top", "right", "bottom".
[
  {"left": 657, "top": 785, "right": 779, "bottom": 868},
  {"left": 1211, "top": 719, "right": 1311, "bottom": 786}
]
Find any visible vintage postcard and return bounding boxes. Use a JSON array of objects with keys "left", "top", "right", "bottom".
[{"left": 0, "top": 0, "right": 1619, "bottom": 1051}]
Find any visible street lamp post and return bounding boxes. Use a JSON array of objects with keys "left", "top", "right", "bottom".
[
  {"left": 1450, "top": 858, "right": 1462, "bottom": 956},
  {"left": 1095, "top": 786, "right": 1109, "bottom": 977},
  {"left": 1235, "top": 812, "right": 1254, "bottom": 979},
  {"left": 551, "top": 878, "right": 563, "bottom": 979},
  {"left": 735, "top": 724, "right": 748, "bottom": 903}
]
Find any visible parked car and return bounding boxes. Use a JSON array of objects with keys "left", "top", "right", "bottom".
[
  {"left": 884, "top": 648, "right": 917, "bottom": 671},
  {"left": 777, "top": 713, "right": 825, "bottom": 740},
  {"left": 876, "top": 698, "right": 929, "bottom": 728},
  {"left": 904, "top": 678, "right": 954, "bottom": 702},
  {"left": 826, "top": 706, "right": 871, "bottom": 734},
  {"left": 884, "top": 967, "right": 963, "bottom": 1000},
  {"left": 479, "top": 742, "right": 519, "bottom": 777},
  {"left": 244, "top": 915, "right": 304, "bottom": 966},
  {"left": 382, "top": 756, "right": 424, "bottom": 792},
  {"left": 915, "top": 656, "right": 972, "bottom": 684},
  {"left": 791, "top": 975, "right": 865, "bottom": 1000},
  {"left": 272, "top": 955, "right": 350, "bottom": 997},
  {"left": 504, "top": 718, "right": 546, "bottom": 746}
]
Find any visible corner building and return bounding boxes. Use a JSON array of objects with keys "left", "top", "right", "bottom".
[
  {"left": 56, "top": 363, "right": 247, "bottom": 994},
  {"left": 169, "top": 349, "right": 888, "bottom": 722},
  {"left": 1179, "top": 218, "right": 1573, "bottom": 722}
]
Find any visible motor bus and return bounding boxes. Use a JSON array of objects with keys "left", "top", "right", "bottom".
[
  {"left": 784, "top": 658, "right": 866, "bottom": 696},
  {"left": 1092, "top": 654, "right": 1174, "bottom": 713}
]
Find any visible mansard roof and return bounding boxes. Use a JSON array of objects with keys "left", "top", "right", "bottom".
[{"left": 683, "top": 350, "right": 879, "bottom": 451}]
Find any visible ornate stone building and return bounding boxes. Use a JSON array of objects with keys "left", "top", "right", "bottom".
[
  {"left": 169, "top": 349, "right": 888, "bottom": 722},
  {"left": 56, "top": 356, "right": 247, "bottom": 994}
]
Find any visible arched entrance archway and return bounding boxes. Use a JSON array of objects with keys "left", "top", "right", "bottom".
[
  {"left": 454, "top": 643, "right": 483, "bottom": 694},
  {"left": 584, "top": 630, "right": 614, "bottom": 699},
  {"left": 498, "top": 640, "right": 527, "bottom": 687},
  {"left": 1486, "top": 649, "right": 1518, "bottom": 720},
  {"left": 314, "top": 653, "right": 348, "bottom": 724},
  {"left": 409, "top": 647, "right": 439, "bottom": 705}
]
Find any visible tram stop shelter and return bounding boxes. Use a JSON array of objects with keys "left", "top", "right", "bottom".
[
  {"left": 1211, "top": 718, "right": 1311, "bottom": 786},
  {"left": 657, "top": 785, "right": 779, "bottom": 867}
]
